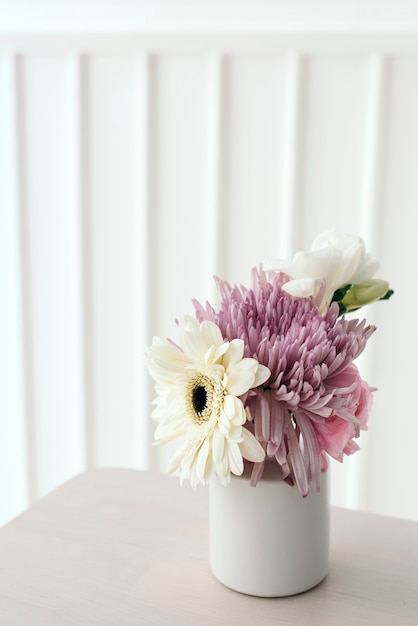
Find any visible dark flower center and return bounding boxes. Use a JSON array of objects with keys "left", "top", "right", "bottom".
[{"left": 192, "top": 385, "right": 208, "bottom": 416}]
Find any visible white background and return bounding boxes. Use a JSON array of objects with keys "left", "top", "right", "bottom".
[
  {"left": 2, "top": 0, "right": 418, "bottom": 33},
  {"left": 1, "top": 1, "right": 417, "bottom": 525}
]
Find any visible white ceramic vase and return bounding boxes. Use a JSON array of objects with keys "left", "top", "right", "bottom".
[{"left": 209, "top": 461, "right": 330, "bottom": 597}]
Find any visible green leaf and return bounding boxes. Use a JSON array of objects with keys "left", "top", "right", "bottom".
[
  {"left": 331, "top": 284, "right": 352, "bottom": 303},
  {"left": 380, "top": 289, "right": 394, "bottom": 301}
]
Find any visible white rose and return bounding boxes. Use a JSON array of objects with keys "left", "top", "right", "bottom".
[{"left": 265, "top": 229, "right": 380, "bottom": 312}]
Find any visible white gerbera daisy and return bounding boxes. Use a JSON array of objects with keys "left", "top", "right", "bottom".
[{"left": 146, "top": 316, "right": 270, "bottom": 488}]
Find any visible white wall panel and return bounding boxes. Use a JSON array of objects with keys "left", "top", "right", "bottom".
[
  {"left": 0, "top": 55, "right": 28, "bottom": 525},
  {"left": 291, "top": 55, "right": 383, "bottom": 512},
  {"left": 18, "top": 55, "right": 85, "bottom": 499},
  {"left": 1, "top": 32, "right": 418, "bottom": 524},
  {"left": 221, "top": 55, "right": 288, "bottom": 284},
  {"left": 148, "top": 54, "right": 220, "bottom": 470},
  {"left": 367, "top": 56, "right": 418, "bottom": 520},
  {"left": 300, "top": 55, "right": 370, "bottom": 239},
  {"left": 86, "top": 54, "right": 149, "bottom": 469},
  {"left": 149, "top": 54, "right": 217, "bottom": 334}
]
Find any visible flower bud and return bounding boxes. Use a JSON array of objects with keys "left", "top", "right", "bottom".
[{"left": 341, "top": 279, "right": 390, "bottom": 311}]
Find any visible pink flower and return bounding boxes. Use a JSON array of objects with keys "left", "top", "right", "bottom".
[
  {"left": 193, "top": 267, "right": 375, "bottom": 496},
  {"left": 313, "top": 364, "right": 373, "bottom": 463}
]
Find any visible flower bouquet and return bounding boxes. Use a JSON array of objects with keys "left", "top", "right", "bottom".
[
  {"left": 146, "top": 228, "right": 393, "bottom": 597},
  {"left": 146, "top": 229, "right": 393, "bottom": 497}
]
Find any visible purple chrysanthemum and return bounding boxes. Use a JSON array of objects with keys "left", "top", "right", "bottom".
[{"left": 193, "top": 267, "right": 375, "bottom": 496}]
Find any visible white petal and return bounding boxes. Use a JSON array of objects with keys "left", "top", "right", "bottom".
[
  {"left": 222, "top": 339, "right": 244, "bottom": 372},
  {"left": 207, "top": 342, "right": 229, "bottom": 364},
  {"left": 311, "top": 227, "right": 353, "bottom": 251},
  {"left": 194, "top": 437, "right": 211, "bottom": 485},
  {"left": 154, "top": 420, "right": 183, "bottom": 444},
  {"left": 178, "top": 316, "right": 208, "bottom": 363},
  {"left": 286, "top": 248, "right": 341, "bottom": 282},
  {"left": 179, "top": 316, "right": 228, "bottom": 367},
  {"left": 351, "top": 253, "right": 379, "bottom": 283},
  {"left": 226, "top": 358, "right": 260, "bottom": 396},
  {"left": 239, "top": 428, "right": 265, "bottom": 463},
  {"left": 222, "top": 394, "right": 246, "bottom": 425},
  {"left": 282, "top": 278, "right": 321, "bottom": 298},
  {"left": 216, "top": 470, "right": 231, "bottom": 486},
  {"left": 312, "top": 229, "right": 377, "bottom": 292},
  {"left": 201, "top": 319, "right": 223, "bottom": 344},
  {"left": 201, "top": 321, "right": 228, "bottom": 364},
  {"left": 167, "top": 440, "right": 191, "bottom": 474},
  {"left": 227, "top": 440, "right": 244, "bottom": 476},
  {"left": 228, "top": 424, "right": 245, "bottom": 441},
  {"left": 253, "top": 364, "right": 270, "bottom": 387},
  {"left": 335, "top": 241, "right": 365, "bottom": 287},
  {"left": 179, "top": 443, "right": 201, "bottom": 486},
  {"left": 267, "top": 230, "right": 379, "bottom": 312},
  {"left": 145, "top": 337, "right": 190, "bottom": 382},
  {"left": 212, "top": 427, "right": 225, "bottom": 464}
]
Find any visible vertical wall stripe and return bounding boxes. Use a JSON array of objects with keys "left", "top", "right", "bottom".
[
  {"left": 135, "top": 51, "right": 155, "bottom": 471},
  {"left": 79, "top": 54, "right": 96, "bottom": 471},
  {"left": 68, "top": 53, "right": 88, "bottom": 473},
  {"left": 360, "top": 54, "right": 388, "bottom": 249},
  {"left": 205, "top": 53, "right": 224, "bottom": 298},
  {"left": 145, "top": 54, "right": 160, "bottom": 471},
  {"left": 0, "top": 53, "right": 28, "bottom": 523},
  {"left": 15, "top": 54, "right": 39, "bottom": 504},
  {"left": 277, "top": 53, "right": 304, "bottom": 257},
  {"left": 145, "top": 52, "right": 158, "bottom": 342},
  {"left": 349, "top": 53, "right": 388, "bottom": 510}
]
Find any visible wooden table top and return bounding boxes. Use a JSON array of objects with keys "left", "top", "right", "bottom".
[{"left": 0, "top": 468, "right": 417, "bottom": 625}]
